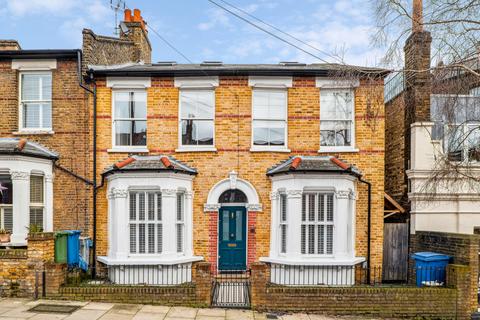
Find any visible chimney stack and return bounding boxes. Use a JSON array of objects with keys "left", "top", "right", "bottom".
[
  {"left": 0, "top": 40, "right": 21, "bottom": 51},
  {"left": 119, "top": 8, "right": 151, "bottom": 63},
  {"left": 412, "top": 0, "right": 423, "bottom": 33}
]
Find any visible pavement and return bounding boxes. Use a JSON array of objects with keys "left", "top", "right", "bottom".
[{"left": 0, "top": 298, "right": 381, "bottom": 320}]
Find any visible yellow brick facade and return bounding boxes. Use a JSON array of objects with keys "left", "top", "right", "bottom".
[{"left": 93, "top": 75, "right": 385, "bottom": 270}]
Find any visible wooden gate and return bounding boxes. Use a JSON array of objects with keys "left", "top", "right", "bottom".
[{"left": 382, "top": 223, "right": 409, "bottom": 281}]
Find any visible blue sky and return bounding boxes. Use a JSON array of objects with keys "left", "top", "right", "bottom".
[{"left": 0, "top": 0, "right": 386, "bottom": 66}]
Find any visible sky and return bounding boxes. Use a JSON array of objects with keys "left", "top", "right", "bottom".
[{"left": 0, "top": 0, "right": 387, "bottom": 66}]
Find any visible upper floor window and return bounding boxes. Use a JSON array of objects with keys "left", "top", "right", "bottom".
[
  {"left": 320, "top": 89, "right": 354, "bottom": 148},
  {"left": 113, "top": 90, "right": 147, "bottom": 147},
  {"left": 20, "top": 72, "right": 52, "bottom": 131},
  {"left": 252, "top": 89, "right": 287, "bottom": 149},
  {"left": 179, "top": 89, "right": 215, "bottom": 148}
]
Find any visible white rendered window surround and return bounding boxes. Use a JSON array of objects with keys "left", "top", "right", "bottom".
[
  {"left": 99, "top": 172, "right": 203, "bottom": 265},
  {"left": 317, "top": 78, "right": 359, "bottom": 153},
  {"left": 261, "top": 174, "right": 364, "bottom": 266},
  {"left": 19, "top": 72, "right": 53, "bottom": 132},
  {"left": 0, "top": 156, "right": 53, "bottom": 245}
]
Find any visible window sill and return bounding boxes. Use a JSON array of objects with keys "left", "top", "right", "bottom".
[
  {"left": 250, "top": 146, "right": 291, "bottom": 153},
  {"left": 318, "top": 147, "right": 359, "bottom": 153},
  {"left": 259, "top": 256, "right": 365, "bottom": 266},
  {"left": 13, "top": 130, "right": 54, "bottom": 135},
  {"left": 97, "top": 255, "right": 204, "bottom": 265},
  {"left": 107, "top": 147, "right": 149, "bottom": 153},
  {"left": 175, "top": 147, "right": 217, "bottom": 153}
]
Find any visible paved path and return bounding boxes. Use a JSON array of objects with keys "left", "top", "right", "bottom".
[{"left": 0, "top": 298, "right": 380, "bottom": 320}]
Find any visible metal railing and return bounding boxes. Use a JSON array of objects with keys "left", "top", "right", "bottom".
[
  {"left": 269, "top": 264, "right": 447, "bottom": 287},
  {"left": 211, "top": 270, "right": 251, "bottom": 308}
]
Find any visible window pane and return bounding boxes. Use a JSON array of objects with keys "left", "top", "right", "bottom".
[
  {"left": 308, "top": 225, "right": 315, "bottom": 254},
  {"left": 3, "top": 207, "right": 12, "bottom": 232},
  {"left": 138, "top": 193, "right": 145, "bottom": 220},
  {"left": 280, "top": 225, "right": 287, "bottom": 254},
  {"left": 157, "top": 224, "right": 163, "bottom": 253},
  {"left": 253, "top": 121, "right": 269, "bottom": 146},
  {"left": 148, "top": 223, "right": 155, "bottom": 253},
  {"left": 326, "top": 225, "right": 334, "bottom": 254},
  {"left": 467, "top": 124, "right": 480, "bottom": 161},
  {"left": 157, "top": 193, "right": 162, "bottom": 220},
  {"left": 130, "top": 224, "right": 137, "bottom": 253},
  {"left": 253, "top": 121, "right": 285, "bottom": 146},
  {"left": 132, "top": 120, "right": 147, "bottom": 146},
  {"left": 115, "top": 120, "right": 147, "bottom": 146},
  {"left": 22, "top": 74, "right": 53, "bottom": 101},
  {"left": 320, "top": 90, "right": 353, "bottom": 120},
  {"left": 269, "top": 122, "right": 285, "bottom": 146},
  {"left": 177, "top": 194, "right": 184, "bottom": 221},
  {"left": 42, "top": 103, "right": 52, "bottom": 128},
  {"left": 327, "top": 194, "right": 334, "bottom": 221},
  {"left": 196, "top": 121, "right": 214, "bottom": 145},
  {"left": 318, "top": 194, "right": 324, "bottom": 221},
  {"left": 181, "top": 90, "right": 214, "bottom": 119},
  {"left": 318, "top": 225, "right": 325, "bottom": 254},
  {"left": 222, "top": 210, "right": 230, "bottom": 241},
  {"left": 30, "top": 207, "right": 43, "bottom": 227},
  {"left": 147, "top": 193, "right": 155, "bottom": 220},
  {"left": 23, "top": 103, "right": 41, "bottom": 128},
  {"left": 280, "top": 194, "right": 287, "bottom": 222},
  {"left": 181, "top": 120, "right": 213, "bottom": 145},
  {"left": 180, "top": 92, "right": 196, "bottom": 119},
  {"left": 320, "top": 91, "right": 336, "bottom": 119},
  {"left": 30, "top": 175, "right": 44, "bottom": 203},
  {"left": 253, "top": 90, "right": 285, "bottom": 120},
  {"left": 301, "top": 194, "right": 306, "bottom": 221},
  {"left": 138, "top": 224, "right": 146, "bottom": 253},
  {"left": 114, "top": 92, "right": 130, "bottom": 118},
  {"left": 320, "top": 121, "right": 352, "bottom": 146},
  {"left": 268, "top": 91, "right": 286, "bottom": 120},
  {"left": 176, "top": 224, "right": 183, "bottom": 253},
  {"left": 129, "top": 193, "right": 136, "bottom": 220},
  {"left": 0, "top": 175, "right": 13, "bottom": 205},
  {"left": 301, "top": 225, "right": 306, "bottom": 254},
  {"left": 132, "top": 92, "right": 147, "bottom": 119},
  {"left": 252, "top": 91, "right": 269, "bottom": 119},
  {"left": 308, "top": 194, "right": 315, "bottom": 221},
  {"left": 235, "top": 210, "right": 242, "bottom": 241}
]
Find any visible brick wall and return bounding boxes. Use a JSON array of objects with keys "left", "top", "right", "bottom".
[
  {"left": 251, "top": 262, "right": 470, "bottom": 319},
  {"left": 0, "top": 232, "right": 66, "bottom": 297},
  {"left": 93, "top": 75, "right": 386, "bottom": 271},
  {"left": 410, "top": 231, "right": 479, "bottom": 314},
  {"left": 0, "top": 58, "right": 92, "bottom": 234}
]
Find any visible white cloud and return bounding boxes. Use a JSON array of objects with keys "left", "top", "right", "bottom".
[
  {"left": 197, "top": 8, "right": 231, "bottom": 31},
  {"left": 5, "top": 0, "right": 77, "bottom": 17}
]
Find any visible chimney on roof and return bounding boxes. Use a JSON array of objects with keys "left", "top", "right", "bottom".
[
  {"left": 120, "top": 8, "right": 151, "bottom": 63},
  {"left": 0, "top": 40, "right": 21, "bottom": 51},
  {"left": 412, "top": 0, "right": 423, "bottom": 33}
]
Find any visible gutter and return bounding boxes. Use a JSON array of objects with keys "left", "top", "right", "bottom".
[{"left": 77, "top": 51, "right": 98, "bottom": 278}]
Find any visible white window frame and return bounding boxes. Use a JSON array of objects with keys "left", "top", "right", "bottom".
[
  {"left": 301, "top": 192, "right": 335, "bottom": 257},
  {"left": 279, "top": 193, "right": 287, "bottom": 255},
  {"left": 128, "top": 191, "right": 163, "bottom": 256},
  {"left": 29, "top": 174, "right": 45, "bottom": 229},
  {"left": 176, "top": 192, "right": 185, "bottom": 254},
  {"left": 251, "top": 88, "right": 290, "bottom": 152},
  {"left": 110, "top": 89, "right": 149, "bottom": 153},
  {"left": 444, "top": 122, "right": 480, "bottom": 163},
  {"left": 177, "top": 88, "right": 216, "bottom": 152},
  {"left": 18, "top": 71, "right": 53, "bottom": 133}
]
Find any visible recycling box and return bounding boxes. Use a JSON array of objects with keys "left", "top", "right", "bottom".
[{"left": 412, "top": 252, "right": 451, "bottom": 287}]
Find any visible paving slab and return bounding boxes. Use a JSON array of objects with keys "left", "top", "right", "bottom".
[
  {"left": 132, "top": 311, "right": 167, "bottom": 320},
  {"left": 63, "top": 309, "right": 108, "bottom": 320},
  {"left": 29, "top": 313, "right": 68, "bottom": 320},
  {"left": 225, "top": 309, "right": 254, "bottom": 320},
  {"left": 83, "top": 302, "right": 116, "bottom": 311},
  {"left": 139, "top": 305, "right": 170, "bottom": 314},
  {"left": 1, "top": 306, "right": 37, "bottom": 319},
  {"left": 280, "top": 314, "right": 310, "bottom": 320},
  {"left": 195, "top": 316, "right": 225, "bottom": 320},
  {"left": 166, "top": 307, "right": 198, "bottom": 319},
  {"left": 196, "top": 308, "right": 226, "bottom": 317},
  {"left": 99, "top": 312, "right": 136, "bottom": 320},
  {"left": 109, "top": 304, "right": 143, "bottom": 315}
]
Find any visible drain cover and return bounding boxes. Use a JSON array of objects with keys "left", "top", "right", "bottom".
[{"left": 28, "top": 304, "right": 80, "bottom": 314}]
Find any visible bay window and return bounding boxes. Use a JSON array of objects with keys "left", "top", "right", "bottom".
[
  {"left": 252, "top": 89, "right": 287, "bottom": 149},
  {"left": 179, "top": 89, "right": 215, "bottom": 148},
  {"left": 20, "top": 72, "right": 52, "bottom": 131},
  {"left": 113, "top": 90, "right": 147, "bottom": 148},
  {"left": 320, "top": 89, "right": 354, "bottom": 148}
]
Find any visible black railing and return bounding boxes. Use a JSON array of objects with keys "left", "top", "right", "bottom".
[
  {"left": 269, "top": 264, "right": 448, "bottom": 287},
  {"left": 65, "top": 264, "right": 193, "bottom": 286},
  {"left": 211, "top": 270, "right": 251, "bottom": 308}
]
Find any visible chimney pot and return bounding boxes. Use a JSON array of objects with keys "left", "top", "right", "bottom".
[
  {"left": 124, "top": 9, "right": 132, "bottom": 22},
  {"left": 133, "top": 9, "right": 141, "bottom": 22}
]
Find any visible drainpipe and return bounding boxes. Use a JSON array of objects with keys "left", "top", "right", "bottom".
[
  {"left": 358, "top": 176, "right": 372, "bottom": 284},
  {"left": 76, "top": 51, "right": 98, "bottom": 278}
]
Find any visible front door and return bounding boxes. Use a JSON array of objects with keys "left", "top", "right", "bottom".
[{"left": 218, "top": 206, "right": 247, "bottom": 271}]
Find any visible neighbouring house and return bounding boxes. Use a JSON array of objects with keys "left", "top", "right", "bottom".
[
  {"left": 84, "top": 8, "right": 389, "bottom": 285},
  {"left": 0, "top": 41, "right": 91, "bottom": 245},
  {"left": 384, "top": 0, "right": 480, "bottom": 235}
]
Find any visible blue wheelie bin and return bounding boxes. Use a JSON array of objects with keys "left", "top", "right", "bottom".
[
  {"left": 412, "top": 252, "right": 451, "bottom": 287},
  {"left": 66, "top": 230, "right": 81, "bottom": 267}
]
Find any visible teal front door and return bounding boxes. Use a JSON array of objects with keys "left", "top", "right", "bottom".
[{"left": 218, "top": 206, "right": 247, "bottom": 271}]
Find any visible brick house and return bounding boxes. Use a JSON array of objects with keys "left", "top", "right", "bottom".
[
  {"left": 0, "top": 41, "right": 91, "bottom": 245},
  {"left": 83, "top": 9, "right": 389, "bottom": 284}
]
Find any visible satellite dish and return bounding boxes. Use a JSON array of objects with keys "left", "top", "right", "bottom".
[{"left": 120, "top": 22, "right": 130, "bottom": 34}]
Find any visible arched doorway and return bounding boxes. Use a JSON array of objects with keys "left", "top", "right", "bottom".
[{"left": 218, "top": 189, "right": 247, "bottom": 271}]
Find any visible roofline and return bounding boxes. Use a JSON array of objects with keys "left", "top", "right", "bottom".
[
  {"left": 266, "top": 168, "right": 362, "bottom": 177},
  {"left": 88, "top": 68, "right": 390, "bottom": 78},
  {"left": 0, "top": 151, "right": 58, "bottom": 161},
  {"left": 102, "top": 168, "right": 198, "bottom": 177},
  {"left": 0, "top": 49, "right": 80, "bottom": 60}
]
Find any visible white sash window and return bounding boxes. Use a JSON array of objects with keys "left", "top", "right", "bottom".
[{"left": 20, "top": 72, "right": 52, "bottom": 131}]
